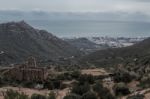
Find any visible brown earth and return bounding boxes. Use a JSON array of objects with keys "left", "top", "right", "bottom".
[
  {"left": 81, "top": 68, "right": 109, "bottom": 76},
  {"left": 145, "top": 91, "right": 150, "bottom": 99}
]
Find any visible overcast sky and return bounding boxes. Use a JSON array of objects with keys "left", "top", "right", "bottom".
[{"left": 0, "top": 0, "right": 150, "bottom": 14}]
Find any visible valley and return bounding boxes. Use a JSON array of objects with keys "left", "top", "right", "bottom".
[
  {"left": 0, "top": 21, "right": 149, "bottom": 99},
  {"left": 64, "top": 37, "right": 145, "bottom": 54}
]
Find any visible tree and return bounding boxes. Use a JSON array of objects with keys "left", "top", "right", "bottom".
[
  {"left": 31, "top": 94, "right": 46, "bottom": 99},
  {"left": 4, "top": 89, "right": 29, "bottom": 99},
  {"left": 113, "top": 82, "right": 130, "bottom": 96},
  {"left": 81, "top": 91, "right": 97, "bottom": 99},
  {"left": 127, "top": 94, "right": 144, "bottom": 99},
  {"left": 63, "top": 94, "right": 81, "bottom": 99},
  {"left": 44, "top": 80, "right": 62, "bottom": 90},
  {"left": 93, "top": 82, "right": 115, "bottom": 99},
  {"left": 71, "top": 70, "right": 81, "bottom": 79},
  {"left": 78, "top": 74, "right": 94, "bottom": 84},
  {"left": 113, "top": 72, "right": 133, "bottom": 83},
  {"left": 48, "top": 91, "right": 56, "bottom": 99},
  {"left": 71, "top": 83, "right": 90, "bottom": 95}
]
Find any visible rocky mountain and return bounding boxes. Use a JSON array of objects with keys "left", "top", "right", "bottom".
[
  {"left": 0, "top": 21, "right": 81, "bottom": 65},
  {"left": 64, "top": 38, "right": 108, "bottom": 54},
  {"left": 80, "top": 37, "right": 150, "bottom": 67}
]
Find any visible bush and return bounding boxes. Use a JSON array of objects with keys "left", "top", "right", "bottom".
[
  {"left": 93, "top": 82, "right": 115, "bottom": 99},
  {"left": 31, "top": 94, "right": 46, "bottom": 99},
  {"left": 52, "top": 80, "right": 61, "bottom": 89},
  {"left": 81, "top": 91, "right": 97, "bottom": 99},
  {"left": 127, "top": 94, "right": 144, "bottom": 99},
  {"left": 140, "top": 77, "right": 150, "bottom": 88},
  {"left": 113, "top": 72, "right": 133, "bottom": 83},
  {"left": 78, "top": 74, "right": 94, "bottom": 84},
  {"left": 92, "top": 82, "right": 103, "bottom": 92},
  {"left": 71, "top": 70, "right": 81, "bottom": 79},
  {"left": 48, "top": 91, "right": 56, "bottom": 99},
  {"left": 71, "top": 83, "right": 90, "bottom": 95},
  {"left": 44, "top": 81, "right": 54, "bottom": 90},
  {"left": 113, "top": 82, "right": 130, "bottom": 96},
  {"left": 4, "top": 89, "right": 29, "bottom": 99},
  {"left": 22, "top": 81, "right": 35, "bottom": 88},
  {"left": 63, "top": 94, "right": 81, "bottom": 99},
  {"left": 44, "top": 80, "right": 62, "bottom": 90}
]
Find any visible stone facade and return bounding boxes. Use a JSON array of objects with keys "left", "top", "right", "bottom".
[{"left": 8, "top": 57, "right": 48, "bottom": 82}]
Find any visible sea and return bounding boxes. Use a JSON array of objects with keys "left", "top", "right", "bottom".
[{"left": 11, "top": 20, "right": 150, "bottom": 38}]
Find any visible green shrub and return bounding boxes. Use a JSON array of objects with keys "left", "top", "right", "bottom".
[
  {"left": 113, "top": 72, "right": 133, "bottom": 83},
  {"left": 127, "top": 94, "right": 144, "bottom": 99},
  {"left": 140, "top": 77, "right": 150, "bottom": 88},
  {"left": 81, "top": 91, "right": 97, "bottom": 99},
  {"left": 4, "top": 89, "right": 29, "bottom": 99},
  {"left": 44, "top": 80, "right": 61, "bottom": 90},
  {"left": 71, "top": 83, "right": 90, "bottom": 95},
  {"left": 71, "top": 70, "right": 81, "bottom": 79},
  {"left": 93, "top": 82, "right": 115, "bottom": 99},
  {"left": 63, "top": 94, "right": 81, "bottom": 99},
  {"left": 22, "top": 81, "right": 35, "bottom": 88},
  {"left": 31, "top": 94, "right": 46, "bottom": 99},
  {"left": 48, "top": 91, "right": 56, "bottom": 99},
  {"left": 78, "top": 74, "right": 94, "bottom": 84},
  {"left": 113, "top": 82, "right": 130, "bottom": 96}
]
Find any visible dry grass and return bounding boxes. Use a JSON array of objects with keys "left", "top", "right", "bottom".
[
  {"left": 127, "top": 81, "right": 140, "bottom": 92},
  {"left": 81, "top": 68, "right": 109, "bottom": 76}
]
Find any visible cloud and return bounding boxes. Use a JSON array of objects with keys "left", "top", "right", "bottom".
[
  {"left": 0, "top": 0, "right": 149, "bottom": 14},
  {"left": 130, "top": 0, "right": 150, "bottom": 2}
]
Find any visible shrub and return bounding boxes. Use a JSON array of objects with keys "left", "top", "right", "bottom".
[
  {"left": 140, "top": 77, "right": 150, "bottom": 88},
  {"left": 92, "top": 82, "right": 103, "bottom": 93},
  {"left": 78, "top": 74, "right": 94, "bottom": 84},
  {"left": 113, "top": 72, "right": 133, "bottom": 83},
  {"left": 44, "top": 81, "right": 54, "bottom": 90},
  {"left": 71, "top": 70, "right": 81, "bottom": 79},
  {"left": 31, "top": 94, "right": 46, "bottom": 99},
  {"left": 22, "top": 81, "right": 35, "bottom": 88},
  {"left": 113, "top": 82, "right": 130, "bottom": 96},
  {"left": 44, "top": 80, "right": 62, "bottom": 90},
  {"left": 48, "top": 91, "right": 56, "bottom": 99},
  {"left": 127, "top": 94, "right": 144, "bottom": 99},
  {"left": 81, "top": 91, "right": 97, "bottom": 99},
  {"left": 63, "top": 94, "right": 81, "bottom": 99},
  {"left": 71, "top": 83, "right": 90, "bottom": 95},
  {"left": 93, "top": 82, "right": 115, "bottom": 99},
  {"left": 4, "top": 89, "right": 29, "bottom": 99},
  {"left": 52, "top": 80, "right": 61, "bottom": 89}
]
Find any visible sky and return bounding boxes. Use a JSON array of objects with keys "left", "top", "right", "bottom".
[
  {"left": 0, "top": 0, "right": 150, "bottom": 15},
  {"left": 0, "top": 0, "right": 150, "bottom": 37}
]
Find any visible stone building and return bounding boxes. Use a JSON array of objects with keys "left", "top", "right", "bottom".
[{"left": 8, "top": 57, "right": 48, "bottom": 82}]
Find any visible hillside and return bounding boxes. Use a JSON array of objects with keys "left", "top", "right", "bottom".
[
  {"left": 0, "top": 21, "right": 81, "bottom": 65},
  {"left": 64, "top": 38, "right": 108, "bottom": 54},
  {"left": 81, "top": 37, "right": 150, "bottom": 67}
]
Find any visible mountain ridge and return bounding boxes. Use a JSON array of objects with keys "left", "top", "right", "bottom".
[
  {"left": 0, "top": 21, "right": 81, "bottom": 65},
  {"left": 80, "top": 37, "right": 150, "bottom": 67}
]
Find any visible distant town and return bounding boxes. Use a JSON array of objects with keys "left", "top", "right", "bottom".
[{"left": 64, "top": 36, "right": 146, "bottom": 54}]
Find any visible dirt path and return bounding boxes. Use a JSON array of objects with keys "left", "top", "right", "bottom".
[{"left": 81, "top": 68, "right": 109, "bottom": 76}]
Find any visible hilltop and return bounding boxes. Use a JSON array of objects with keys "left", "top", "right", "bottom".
[{"left": 0, "top": 21, "right": 81, "bottom": 65}]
